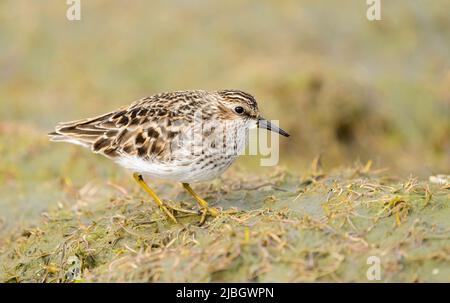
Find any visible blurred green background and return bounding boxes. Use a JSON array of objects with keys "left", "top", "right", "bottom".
[{"left": 0, "top": 1, "right": 449, "bottom": 234}]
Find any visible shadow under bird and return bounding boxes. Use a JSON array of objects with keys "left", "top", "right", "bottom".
[{"left": 49, "top": 89, "right": 289, "bottom": 224}]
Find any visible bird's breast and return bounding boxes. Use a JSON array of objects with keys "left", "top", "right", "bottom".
[{"left": 116, "top": 120, "right": 249, "bottom": 183}]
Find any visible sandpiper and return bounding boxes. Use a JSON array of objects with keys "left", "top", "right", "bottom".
[{"left": 49, "top": 90, "right": 289, "bottom": 224}]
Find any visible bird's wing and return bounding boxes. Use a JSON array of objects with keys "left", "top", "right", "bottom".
[{"left": 48, "top": 94, "right": 195, "bottom": 160}]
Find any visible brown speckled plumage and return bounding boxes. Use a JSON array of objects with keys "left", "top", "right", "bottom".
[
  {"left": 49, "top": 89, "right": 289, "bottom": 223},
  {"left": 49, "top": 90, "right": 262, "bottom": 166}
]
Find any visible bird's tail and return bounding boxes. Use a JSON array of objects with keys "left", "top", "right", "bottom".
[{"left": 48, "top": 112, "right": 115, "bottom": 148}]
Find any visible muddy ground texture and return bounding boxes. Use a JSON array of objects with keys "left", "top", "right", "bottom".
[{"left": 1, "top": 158, "right": 448, "bottom": 282}]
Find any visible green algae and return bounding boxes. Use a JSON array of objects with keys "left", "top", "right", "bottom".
[{"left": 1, "top": 154, "right": 448, "bottom": 282}]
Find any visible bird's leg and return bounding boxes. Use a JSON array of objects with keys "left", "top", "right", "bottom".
[
  {"left": 133, "top": 173, "right": 178, "bottom": 223},
  {"left": 182, "top": 183, "right": 219, "bottom": 224}
]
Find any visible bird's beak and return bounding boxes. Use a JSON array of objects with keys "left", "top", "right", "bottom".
[{"left": 257, "top": 117, "right": 290, "bottom": 137}]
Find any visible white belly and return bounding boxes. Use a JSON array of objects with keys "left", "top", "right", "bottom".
[{"left": 116, "top": 154, "right": 237, "bottom": 183}]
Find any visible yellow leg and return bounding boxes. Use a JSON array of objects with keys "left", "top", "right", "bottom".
[
  {"left": 182, "top": 183, "right": 219, "bottom": 224},
  {"left": 133, "top": 173, "right": 178, "bottom": 223}
]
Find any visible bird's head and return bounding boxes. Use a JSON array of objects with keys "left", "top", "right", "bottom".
[{"left": 217, "top": 89, "right": 290, "bottom": 137}]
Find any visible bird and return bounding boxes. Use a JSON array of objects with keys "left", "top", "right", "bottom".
[{"left": 49, "top": 89, "right": 289, "bottom": 224}]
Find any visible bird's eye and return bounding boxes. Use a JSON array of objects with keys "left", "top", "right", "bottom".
[{"left": 234, "top": 106, "right": 245, "bottom": 114}]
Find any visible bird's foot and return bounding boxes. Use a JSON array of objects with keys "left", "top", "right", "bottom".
[
  {"left": 198, "top": 206, "right": 219, "bottom": 225},
  {"left": 158, "top": 204, "right": 178, "bottom": 224}
]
